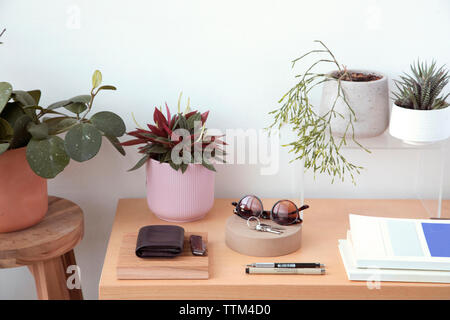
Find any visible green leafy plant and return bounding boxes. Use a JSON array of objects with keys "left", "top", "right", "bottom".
[
  {"left": 393, "top": 60, "right": 449, "bottom": 110},
  {"left": 268, "top": 40, "right": 369, "bottom": 184},
  {"left": 122, "top": 94, "right": 225, "bottom": 173},
  {"left": 0, "top": 70, "right": 126, "bottom": 178}
]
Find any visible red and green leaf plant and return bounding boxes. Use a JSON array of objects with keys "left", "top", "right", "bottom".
[{"left": 122, "top": 96, "right": 225, "bottom": 173}]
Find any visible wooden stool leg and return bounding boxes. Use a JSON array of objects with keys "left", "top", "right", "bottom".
[
  {"left": 28, "top": 257, "right": 71, "bottom": 300},
  {"left": 61, "top": 250, "right": 83, "bottom": 300},
  {"left": 28, "top": 250, "right": 83, "bottom": 300}
]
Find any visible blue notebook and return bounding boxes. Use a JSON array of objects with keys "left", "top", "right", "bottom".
[{"left": 422, "top": 223, "right": 450, "bottom": 258}]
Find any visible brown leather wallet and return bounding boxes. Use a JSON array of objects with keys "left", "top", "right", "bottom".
[{"left": 135, "top": 225, "right": 185, "bottom": 258}]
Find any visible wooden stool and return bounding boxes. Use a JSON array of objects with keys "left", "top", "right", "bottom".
[{"left": 0, "top": 196, "right": 84, "bottom": 300}]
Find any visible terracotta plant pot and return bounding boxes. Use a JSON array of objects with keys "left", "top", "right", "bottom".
[
  {"left": 320, "top": 69, "right": 389, "bottom": 138},
  {"left": 146, "top": 159, "right": 215, "bottom": 222},
  {"left": 389, "top": 103, "right": 450, "bottom": 145},
  {"left": 0, "top": 147, "right": 48, "bottom": 233}
]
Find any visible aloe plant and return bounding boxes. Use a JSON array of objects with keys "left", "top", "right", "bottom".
[
  {"left": 0, "top": 70, "right": 126, "bottom": 178},
  {"left": 393, "top": 60, "right": 449, "bottom": 110}
]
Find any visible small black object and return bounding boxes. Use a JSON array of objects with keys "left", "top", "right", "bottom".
[
  {"left": 135, "top": 225, "right": 185, "bottom": 258},
  {"left": 190, "top": 235, "right": 207, "bottom": 256}
]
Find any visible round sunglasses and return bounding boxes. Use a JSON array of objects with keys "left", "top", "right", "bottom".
[{"left": 231, "top": 195, "right": 309, "bottom": 226}]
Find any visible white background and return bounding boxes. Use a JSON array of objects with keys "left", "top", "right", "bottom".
[{"left": 1, "top": 0, "right": 449, "bottom": 299}]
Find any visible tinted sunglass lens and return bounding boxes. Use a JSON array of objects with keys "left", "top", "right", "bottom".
[
  {"left": 236, "top": 195, "right": 263, "bottom": 218},
  {"left": 272, "top": 200, "right": 299, "bottom": 225}
]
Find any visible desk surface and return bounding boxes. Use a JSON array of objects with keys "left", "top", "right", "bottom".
[{"left": 99, "top": 198, "right": 450, "bottom": 300}]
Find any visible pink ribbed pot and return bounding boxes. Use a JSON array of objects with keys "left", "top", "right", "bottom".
[{"left": 146, "top": 158, "right": 215, "bottom": 222}]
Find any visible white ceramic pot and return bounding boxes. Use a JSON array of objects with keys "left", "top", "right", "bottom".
[
  {"left": 320, "top": 70, "right": 389, "bottom": 138},
  {"left": 389, "top": 103, "right": 450, "bottom": 145}
]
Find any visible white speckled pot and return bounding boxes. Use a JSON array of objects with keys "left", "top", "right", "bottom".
[
  {"left": 389, "top": 103, "right": 450, "bottom": 145},
  {"left": 319, "top": 70, "right": 389, "bottom": 138}
]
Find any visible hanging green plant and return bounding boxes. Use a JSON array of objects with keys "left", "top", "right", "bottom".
[{"left": 268, "top": 40, "right": 370, "bottom": 183}]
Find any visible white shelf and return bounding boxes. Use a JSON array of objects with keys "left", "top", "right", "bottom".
[{"left": 341, "top": 130, "right": 446, "bottom": 150}]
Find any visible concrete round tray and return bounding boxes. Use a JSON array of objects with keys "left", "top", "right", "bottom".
[{"left": 225, "top": 215, "right": 302, "bottom": 257}]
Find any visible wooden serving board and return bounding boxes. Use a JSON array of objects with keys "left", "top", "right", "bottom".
[{"left": 116, "top": 232, "right": 209, "bottom": 280}]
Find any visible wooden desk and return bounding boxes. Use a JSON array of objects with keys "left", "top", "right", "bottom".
[{"left": 99, "top": 198, "right": 450, "bottom": 300}]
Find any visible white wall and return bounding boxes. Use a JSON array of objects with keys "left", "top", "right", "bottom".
[{"left": 1, "top": 0, "right": 449, "bottom": 299}]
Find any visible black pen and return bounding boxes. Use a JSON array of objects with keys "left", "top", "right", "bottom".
[{"left": 246, "top": 263, "right": 325, "bottom": 268}]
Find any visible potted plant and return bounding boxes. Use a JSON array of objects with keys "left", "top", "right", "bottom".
[
  {"left": 122, "top": 95, "right": 224, "bottom": 222},
  {"left": 0, "top": 70, "right": 126, "bottom": 232},
  {"left": 320, "top": 69, "right": 389, "bottom": 138},
  {"left": 268, "top": 41, "right": 386, "bottom": 183},
  {"left": 389, "top": 60, "right": 450, "bottom": 145}
]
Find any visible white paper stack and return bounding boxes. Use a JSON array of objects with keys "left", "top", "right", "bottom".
[{"left": 339, "top": 214, "right": 450, "bottom": 283}]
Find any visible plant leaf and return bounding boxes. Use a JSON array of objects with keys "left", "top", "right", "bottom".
[
  {"left": 186, "top": 112, "right": 202, "bottom": 130},
  {"left": 0, "top": 142, "right": 9, "bottom": 155},
  {"left": 10, "top": 114, "right": 32, "bottom": 149},
  {"left": 0, "top": 117, "right": 13, "bottom": 140},
  {"left": 25, "top": 105, "right": 66, "bottom": 117},
  {"left": 153, "top": 107, "right": 168, "bottom": 130},
  {"left": 201, "top": 111, "right": 209, "bottom": 124},
  {"left": 177, "top": 92, "right": 183, "bottom": 113},
  {"left": 27, "top": 122, "right": 49, "bottom": 140},
  {"left": 165, "top": 102, "right": 171, "bottom": 125},
  {"left": 97, "top": 85, "right": 116, "bottom": 91},
  {"left": 92, "top": 70, "right": 102, "bottom": 89},
  {"left": 160, "top": 151, "right": 172, "bottom": 163},
  {"left": 44, "top": 117, "right": 78, "bottom": 135},
  {"left": 27, "top": 90, "right": 41, "bottom": 105},
  {"left": 105, "top": 135, "right": 126, "bottom": 156},
  {"left": 147, "top": 123, "right": 166, "bottom": 137},
  {"left": 202, "top": 159, "right": 216, "bottom": 172},
  {"left": 26, "top": 136, "right": 70, "bottom": 178},
  {"left": 64, "top": 123, "right": 102, "bottom": 162},
  {"left": 11, "top": 90, "right": 36, "bottom": 106},
  {"left": 64, "top": 102, "right": 87, "bottom": 114},
  {"left": 23, "top": 106, "right": 38, "bottom": 123},
  {"left": 147, "top": 144, "right": 168, "bottom": 153},
  {"left": 0, "top": 82, "right": 12, "bottom": 113},
  {"left": 47, "top": 99, "right": 71, "bottom": 110},
  {"left": 90, "top": 111, "right": 126, "bottom": 137},
  {"left": 1, "top": 102, "right": 25, "bottom": 127},
  {"left": 121, "top": 138, "right": 148, "bottom": 146},
  {"left": 169, "top": 160, "right": 180, "bottom": 171},
  {"left": 68, "top": 95, "right": 91, "bottom": 104},
  {"left": 128, "top": 154, "right": 149, "bottom": 171}
]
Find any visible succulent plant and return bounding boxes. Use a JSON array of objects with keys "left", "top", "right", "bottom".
[
  {"left": 393, "top": 60, "right": 450, "bottom": 110},
  {"left": 0, "top": 70, "right": 126, "bottom": 178},
  {"left": 122, "top": 95, "right": 225, "bottom": 173}
]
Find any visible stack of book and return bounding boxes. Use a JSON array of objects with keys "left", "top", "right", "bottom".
[{"left": 339, "top": 214, "right": 450, "bottom": 283}]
